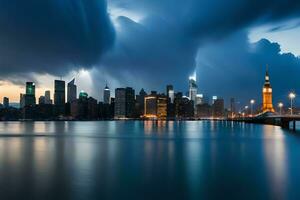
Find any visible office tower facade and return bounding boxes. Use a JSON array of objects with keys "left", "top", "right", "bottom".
[
  {"left": 195, "top": 94, "right": 204, "bottom": 106},
  {"left": 54, "top": 80, "right": 65, "bottom": 115},
  {"left": 230, "top": 98, "right": 236, "bottom": 116},
  {"left": 39, "top": 96, "right": 45, "bottom": 104},
  {"left": 115, "top": 88, "right": 126, "bottom": 118},
  {"left": 20, "top": 94, "right": 25, "bottom": 108},
  {"left": 24, "top": 82, "right": 36, "bottom": 106},
  {"left": 136, "top": 88, "right": 147, "bottom": 116},
  {"left": 144, "top": 94, "right": 167, "bottom": 119},
  {"left": 103, "top": 84, "right": 110, "bottom": 104},
  {"left": 114, "top": 87, "right": 135, "bottom": 118},
  {"left": 3, "top": 97, "right": 9, "bottom": 108},
  {"left": 125, "top": 87, "right": 135, "bottom": 118},
  {"left": 26, "top": 82, "right": 35, "bottom": 96},
  {"left": 67, "top": 78, "right": 77, "bottom": 103},
  {"left": 188, "top": 73, "right": 197, "bottom": 102},
  {"left": 44, "top": 90, "right": 52, "bottom": 104},
  {"left": 166, "top": 85, "right": 175, "bottom": 103},
  {"left": 212, "top": 96, "right": 218, "bottom": 104},
  {"left": 212, "top": 98, "right": 225, "bottom": 118},
  {"left": 262, "top": 67, "right": 275, "bottom": 113}
]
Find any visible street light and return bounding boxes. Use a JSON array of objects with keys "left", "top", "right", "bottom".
[
  {"left": 245, "top": 106, "right": 249, "bottom": 117},
  {"left": 278, "top": 102, "right": 283, "bottom": 115},
  {"left": 250, "top": 99, "right": 255, "bottom": 116},
  {"left": 289, "top": 92, "right": 296, "bottom": 115}
]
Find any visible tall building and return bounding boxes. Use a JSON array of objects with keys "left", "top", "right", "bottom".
[
  {"left": 39, "top": 96, "right": 45, "bottom": 104},
  {"left": 166, "top": 85, "right": 175, "bottom": 103},
  {"left": 136, "top": 88, "right": 147, "bottom": 116},
  {"left": 212, "top": 98, "right": 225, "bottom": 118},
  {"left": 114, "top": 87, "right": 135, "bottom": 118},
  {"left": 26, "top": 82, "right": 35, "bottom": 96},
  {"left": 24, "top": 82, "right": 36, "bottom": 106},
  {"left": 45, "top": 90, "right": 52, "bottom": 104},
  {"left": 144, "top": 94, "right": 167, "bottom": 119},
  {"left": 115, "top": 88, "right": 126, "bottom": 118},
  {"left": 230, "top": 98, "right": 236, "bottom": 117},
  {"left": 188, "top": 73, "right": 197, "bottom": 103},
  {"left": 54, "top": 80, "right": 65, "bottom": 115},
  {"left": 20, "top": 94, "right": 25, "bottom": 108},
  {"left": 195, "top": 94, "right": 204, "bottom": 106},
  {"left": 67, "top": 78, "right": 77, "bottom": 103},
  {"left": 103, "top": 84, "right": 110, "bottom": 104},
  {"left": 125, "top": 87, "right": 135, "bottom": 118},
  {"left": 262, "top": 66, "right": 275, "bottom": 113},
  {"left": 3, "top": 97, "right": 9, "bottom": 108}
]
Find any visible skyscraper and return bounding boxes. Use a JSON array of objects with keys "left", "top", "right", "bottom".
[
  {"left": 45, "top": 90, "right": 52, "bottom": 104},
  {"left": 262, "top": 66, "right": 275, "bottom": 113},
  {"left": 114, "top": 87, "right": 135, "bottom": 118},
  {"left": 125, "top": 87, "right": 135, "bottom": 118},
  {"left": 188, "top": 73, "right": 197, "bottom": 103},
  {"left": 25, "top": 82, "right": 36, "bottom": 106},
  {"left": 26, "top": 82, "right": 35, "bottom": 96},
  {"left": 3, "top": 97, "right": 9, "bottom": 108},
  {"left": 144, "top": 94, "right": 167, "bottom": 119},
  {"left": 115, "top": 88, "right": 126, "bottom": 118},
  {"left": 67, "top": 78, "right": 77, "bottom": 103},
  {"left": 54, "top": 80, "right": 65, "bottom": 115},
  {"left": 103, "top": 84, "right": 110, "bottom": 104},
  {"left": 136, "top": 88, "right": 147, "bottom": 116},
  {"left": 166, "top": 85, "right": 175, "bottom": 103}
]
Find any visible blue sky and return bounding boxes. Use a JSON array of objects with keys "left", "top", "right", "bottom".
[{"left": 0, "top": 0, "right": 300, "bottom": 107}]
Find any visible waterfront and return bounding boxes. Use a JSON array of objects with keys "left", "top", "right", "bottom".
[{"left": 0, "top": 121, "right": 300, "bottom": 199}]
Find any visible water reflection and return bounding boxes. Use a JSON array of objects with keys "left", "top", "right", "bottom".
[{"left": 0, "top": 121, "right": 300, "bottom": 199}]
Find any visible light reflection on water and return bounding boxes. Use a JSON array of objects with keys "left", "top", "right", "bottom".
[{"left": 0, "top": 121, "right": 300, "bottom": 199}]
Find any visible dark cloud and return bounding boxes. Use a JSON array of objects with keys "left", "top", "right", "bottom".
[
  {"left": 95, "top": 0, "right": 300, "bottom": 95},
  {"left": 196, "top": 31, "right": 300, "bottom": 107},
  {"left": 0, "top": 0, "right": 115, "bottom": 77}
]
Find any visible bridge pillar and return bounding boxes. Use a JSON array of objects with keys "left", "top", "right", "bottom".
[{"left": 293, "top": 120, "right": 296, "bottom": 132}]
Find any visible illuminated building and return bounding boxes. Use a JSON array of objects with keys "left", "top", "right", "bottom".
[
  {"left": 103, "top": 84, "right": 110, "bottom": 104},
  {"left": 54, "top": 80, "right": 65, "bottom": 115},
  {"left": 144, "top": 94, "right": 167, "bottom": 119},
  {"left": 67, "top": 78, "right": 77, "bottom": 103},
  {"left": 188, "top": 72, "right": 197, "bottom": 103},
  {"left": 262, "top": 67, "right": 275, "bottom": 113},
  {"left": 166, "top": 85, "right": 175, "bottom": 103},
  {"left": 212, "top": 96, "right": 218, "bottom": 104},
  {"left": 24, "top": 82, "right": 36, "bottom": 106},
  {"left": 195, "top": 94, "right": 204, "bottom": 105},
  {"left": 26, "top": 82, "right": 35, "bottom": 96}
]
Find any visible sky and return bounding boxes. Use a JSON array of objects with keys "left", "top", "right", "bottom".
[{"left": 0, "top": 0, "right": 300, "bottom": 108}]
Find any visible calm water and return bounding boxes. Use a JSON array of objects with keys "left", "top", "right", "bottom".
[{"left": 0, "top": 121, "right": 300, "bottom": 200}]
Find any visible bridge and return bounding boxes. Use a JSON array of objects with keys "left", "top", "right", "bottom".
[{"left": 232, "top": 112, "right": 300, "bottom": 131}]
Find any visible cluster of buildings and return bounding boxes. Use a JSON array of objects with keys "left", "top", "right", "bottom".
[
  {"left": 1, "top": 67, "right": 285, "bottom": 120},
  {"left": 0, "top": 73, "right": 229, "bottom": 120}
]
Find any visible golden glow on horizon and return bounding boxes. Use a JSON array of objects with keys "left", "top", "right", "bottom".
[{"left": 0, "top": 81, "right": 52, "bottom": 103}]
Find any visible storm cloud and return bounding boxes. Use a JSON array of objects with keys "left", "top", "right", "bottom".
[
  {"left": 0, "top": 0, "right": 114, "bottom": 76},
  {"left": 1, "top": 0, "right": 300, "bottom": 104}
]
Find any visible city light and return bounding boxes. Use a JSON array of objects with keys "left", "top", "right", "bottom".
[
  {"left": 250, "top": 99, "right": 255, "bottom": 116},
  {"left": 289, "top": 92, "right": 296, "bottom": 115},
  {"left": 278, "top": 102, "right": 283, "bottom": 115}
]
